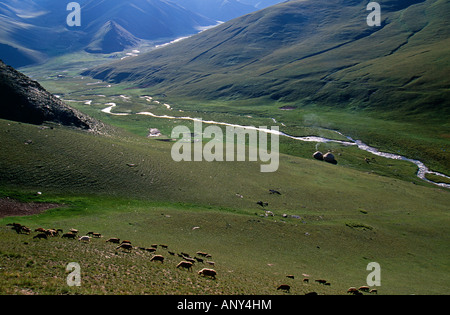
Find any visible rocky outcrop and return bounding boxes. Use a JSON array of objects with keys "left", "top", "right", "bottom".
[{"left": 0, "top": 60, "right": 101, "bottom": 131}]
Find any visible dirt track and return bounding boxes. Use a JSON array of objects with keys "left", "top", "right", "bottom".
[{"left": 0, "top": 198, "right": 62, "bottom": 218}]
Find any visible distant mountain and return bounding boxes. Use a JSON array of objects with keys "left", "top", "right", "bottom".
[
  {"left": 0, "top": 0, "right": 215, "bottom": 67},
  {"left": 81, "top": 0, "right": 215, "bottom": 40},
  {"left": 85, "top": 21, "right": 141, "bottom": 54},
  {"left": 83, "top": 0, "right": 449, "bottom": 116},
  {"left": 0, "top": 60, "right": 99, "bottom": 130}
]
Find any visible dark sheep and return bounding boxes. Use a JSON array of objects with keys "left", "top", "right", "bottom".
[
  {"left": 62, "top": 233, "right": 76, "bottom": 239},
  {"left": 315, "top": 279, "right": 327, "bottom": 285},
  {"left": 33, "top": 233, "right": 48, "bottom": 240},
  {"left": 176, "top": 261, "right": 193, "bottom": 271},
  {"left": 194, "top": 257, "right": 204, "bottom": 263},
  {"left": 116, "top": 243, "right": 133, "bottom": 251},
  {"left": 150, "top": 255, "right": 164, "bottom": 263},
  {"left": 277, "top": 284, "right": 290, "bottom": 293}
]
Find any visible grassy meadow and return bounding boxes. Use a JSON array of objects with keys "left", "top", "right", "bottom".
[
  {"left": 0, "top": 48, "right": 448, "bottom": 295},
  {"left": 0, "top": 97, "right": 449, "bottom": 294}
]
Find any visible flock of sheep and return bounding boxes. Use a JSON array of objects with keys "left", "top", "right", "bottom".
[
  {"left": 6, "top": 222, "right": 218, "bottom": 280},
  {"left": 7, "top": 222, "right": 377, "bottom": 294},
  {"left": 276, "top": 275, "right": 378, "bottom": 295}
]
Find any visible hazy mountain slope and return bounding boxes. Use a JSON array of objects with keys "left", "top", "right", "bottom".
[
  {"left": 84, "top": 0, "right": 449, "bottom": 116},
  {"left": 81, "top": 0, "right": 215, "bottom": 40},
  {"left": 239, "top": 0, "right": 286, "bottom": 9},
  {"left": 171, "top": 0, "right": 256, "bottom": 21},
  {"left": 0, "top": 60, "right": 100, "bottom": 130},
  {"left": 0, "top": 0, "right": 215, "bottom": 66}
]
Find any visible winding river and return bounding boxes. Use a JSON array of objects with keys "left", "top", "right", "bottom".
[{"left": 100, "top": 103, "right": 450, "bottom": 189}]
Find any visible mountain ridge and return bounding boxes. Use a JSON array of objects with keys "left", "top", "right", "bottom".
[{"left": 83, "top": 0, "right": 449, "bottom": 116}]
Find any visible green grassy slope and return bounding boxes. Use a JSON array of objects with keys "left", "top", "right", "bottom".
[
  {"left": 83, "top": 0, "right": 450, "bottom": 116},
  {"left": 0, "top": 117, "right": 449, "bottom": 294}
]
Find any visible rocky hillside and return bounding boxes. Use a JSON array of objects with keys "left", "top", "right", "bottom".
[{"left": 0, "top": 60, "right": 101, "bottom": 131}]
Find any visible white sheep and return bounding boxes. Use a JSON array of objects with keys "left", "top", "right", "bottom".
[{"left": 79, "top": 236, "right": 91, "bottom": 242}]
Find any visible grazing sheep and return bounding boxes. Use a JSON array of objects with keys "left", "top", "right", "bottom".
[
  {"left": 20, "top": 226, "right": 31, "bottom": 235},
  {"left": 359, "top": 286, "right": 370, "bottom": 292},
  {"left": 269, "top": 189, "right": 281, "bottom": 195},
  {"left": 160, "top": 244, "right": 168, "bottom": 249},
  {"left": 106, "top": 238, "right": 120, "bottom": 243},
  {"left": 116, "top": 243, "right": 133, "bottom": 252},
  {"left": 69, "top": 229, "right": 79, "bottom": 235},
  {"left": 369, "top": 289, "right": 378, "bottom": 294},
  {"left": 277, "top": 284, "right": 290, "bottom": 292},
  {"left": 286, "top": 275, "right": 295, "bottom": 279},
  {"left": 35, "top": 227, "right": 46, "bottom": 233},
  {"left": 303, "top": 278, "right": 309, "bottom": 283},
  {"left": 7, "top": 223, "right": 21, "bottom": 228},
  {"left": 176, "top": 261, "right": 193, "bottom": 271},
  {"left": 151, "top": 244, "right": 158, "bottom": 249},
  {"left": 198, "top": 268, "right": 217, "bottom": 279},
  {"left": 146, "top": 248, "right": 156, "bottom": 253},
  {"left": 196, "top": 251, "right": 208, "bottom": 257},
  {"left": 256, "top": 201, "right": 268, "bottom": 207},
  {"left": 181, "top": 252, "right": 190, "bottom": 257},
  {"left": 62, "top": 232, "right": 76, "bottom": 239},
  {"left": 79, "top": 236, "right": 91, "bottom": 242},
  {"left": 315, "top": 279, "right": 327, "bottom": 285},
  {"left": 194, "top": 257, "right": 204, "bottom": 263},
  {"left": 206, "top": 261, "right": 215, "bottom": 266},
  {"left": 33, "top": 233, "right": 47, "bottom": 240},
  {"left": 168, "top": 251, "right": 175, "bottom": 256},
  {"left": 150, "top": 255, "right": 164, "bottom": 263},
  {"left": 347, "top": 287, "right": 359, "bottom": 294},
  {"left": 183, "top": 256, "right": 196, "bottom": 264},
  {"left": 88, "top": 232, "right": 102, "bottom": 238},
  {"left": 45, "top": 229, "right": 58, "bottom": 237},
  {"left": 305, "top": 291, "right": 318, "bottom": 296}
]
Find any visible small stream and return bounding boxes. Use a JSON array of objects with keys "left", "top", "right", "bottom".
[{"left": 100, "top": 104, "right": 450, "bottom": 189}]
